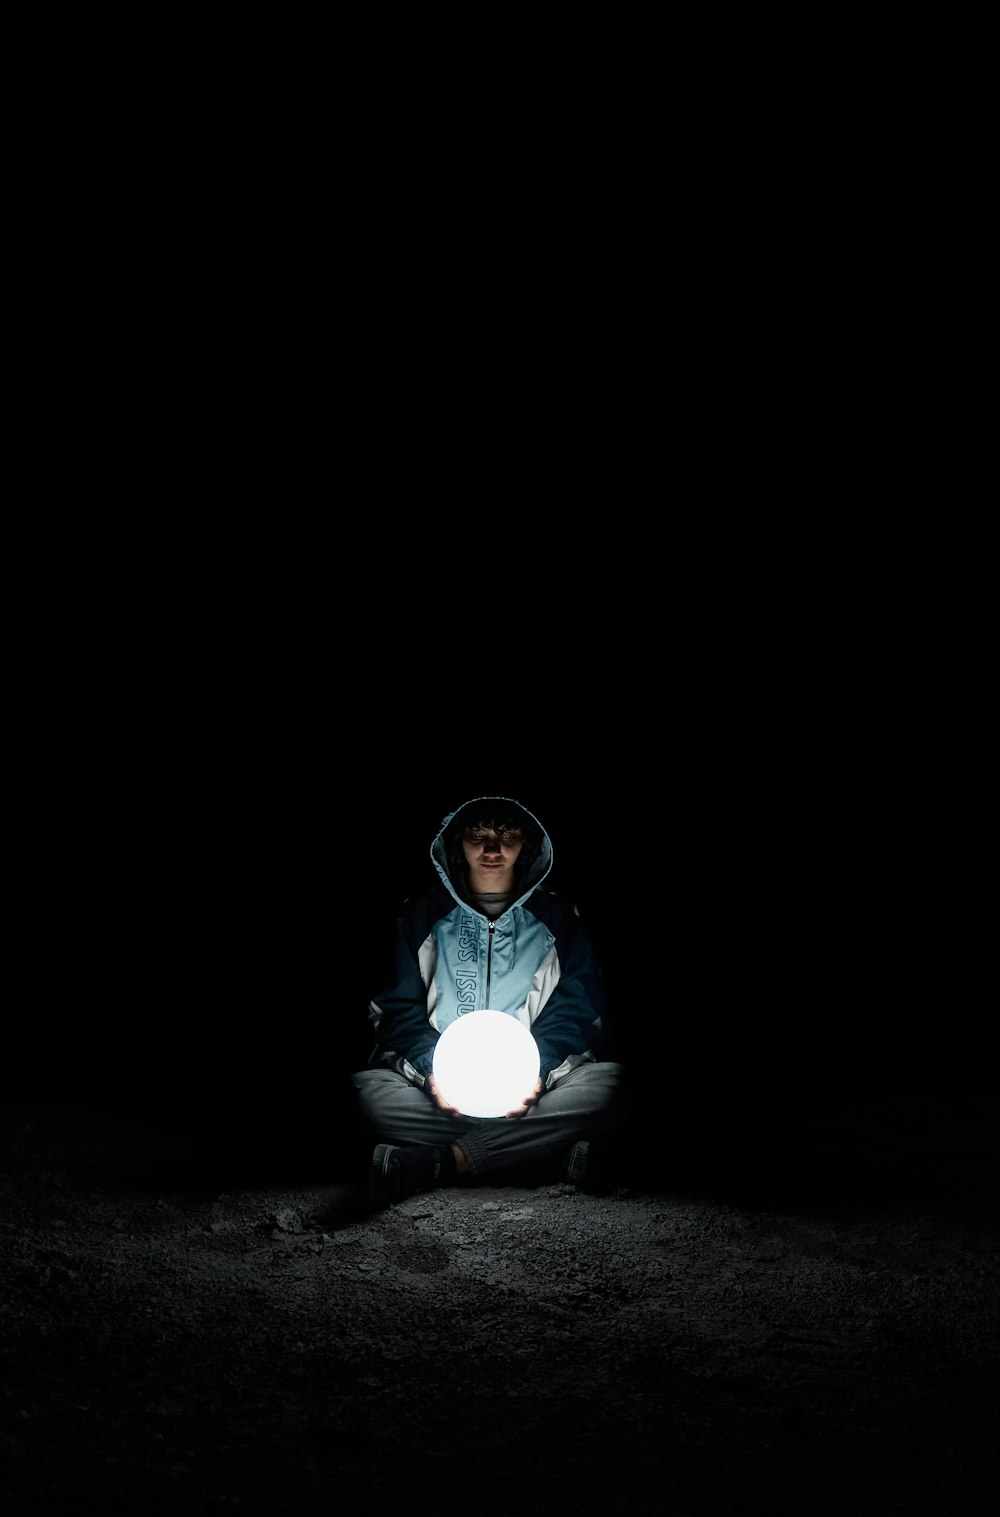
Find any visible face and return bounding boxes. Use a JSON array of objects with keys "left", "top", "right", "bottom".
[{"left": 461, "top": 824, "right": 525, "bottom": 893}]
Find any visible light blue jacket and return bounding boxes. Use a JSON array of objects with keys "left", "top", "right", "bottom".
[{"left": 368, "top": 796, "right": 609, "bottom": 1091}]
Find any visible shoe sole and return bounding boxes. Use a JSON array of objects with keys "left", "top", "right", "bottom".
[
  {"left": 566, "top": 1140, "right": 590, "bottom": 1187},
  {"left": 370, "top": 1143, "right": 398, "bottom": 1205}
]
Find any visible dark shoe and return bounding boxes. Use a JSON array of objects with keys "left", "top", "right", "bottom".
[
  {"left": 564, "top": 1139, "right": 590, "bottom": 1187},
  {"left": 369, "top": 1143, "right": 444, "bottom": 1207}
]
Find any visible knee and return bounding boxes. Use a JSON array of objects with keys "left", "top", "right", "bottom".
[
  {"left": 582, "top": 1060, "right": 634, "bottom": 1118},
  {"left": 352, "top": 1068, "right": 402, "bottom": 1126}
]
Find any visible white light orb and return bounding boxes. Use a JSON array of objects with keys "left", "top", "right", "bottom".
[{"left": 432, "top": 1010, "right": 540, "bottom": 1117}]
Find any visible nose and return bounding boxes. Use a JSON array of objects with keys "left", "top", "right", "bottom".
[{"left": 483, "top": 837, "right": 501, "bottom": 854}]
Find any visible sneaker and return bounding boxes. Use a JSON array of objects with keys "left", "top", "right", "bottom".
[
  {"left": 369, "top": 1143, "right": 443, "bottom": 1207},
  {"left": 564, "top": 1139, "right": 590, "bottom": 1187}
]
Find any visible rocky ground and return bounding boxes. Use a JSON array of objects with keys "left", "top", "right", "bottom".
[{"left": 1, "top": 1099, "right": 998, "bottom": 1517}]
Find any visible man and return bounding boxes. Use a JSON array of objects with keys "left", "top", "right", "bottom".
[{"left": 352, "top": 795, "right": 630, "bottom": 1207}]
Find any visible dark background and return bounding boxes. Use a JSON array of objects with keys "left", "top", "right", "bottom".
[{"left": 11, "top": 569, "right": 992, "bottom": 1205}]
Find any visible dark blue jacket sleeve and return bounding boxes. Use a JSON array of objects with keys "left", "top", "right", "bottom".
[
  {"left": 368, "top": 905, "right": 438, "bottom": 1077},
  {"left": 529, "top": 901, "right": 609, "bottom": 1088}
]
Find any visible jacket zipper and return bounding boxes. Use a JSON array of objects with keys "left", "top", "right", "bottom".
[{"left": 485, "top": 921, "right": 495, "bottom": 1006}]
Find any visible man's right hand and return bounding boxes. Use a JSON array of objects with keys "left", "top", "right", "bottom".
[{"left": 425, "top": 1077, "right": 462, "bottom": 1117}]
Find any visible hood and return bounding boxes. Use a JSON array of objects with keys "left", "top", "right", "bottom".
[{"left": 430, "top": 795, "right": 553, "bottom": 909}]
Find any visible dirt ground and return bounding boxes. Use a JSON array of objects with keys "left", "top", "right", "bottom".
[{"left": 1, "top": 1098, "right": 997, "bottom": 1517}]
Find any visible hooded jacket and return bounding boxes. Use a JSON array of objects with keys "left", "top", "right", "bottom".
[{"left": 367, "top": 796, "right": 609, "bottom": 1093}]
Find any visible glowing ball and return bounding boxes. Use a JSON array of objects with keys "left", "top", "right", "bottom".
[{"left": 432, "top": 1010, "right": 540, "bottom": 1117}]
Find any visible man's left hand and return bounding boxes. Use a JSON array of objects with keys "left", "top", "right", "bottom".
[{"left": 504, "top": 1077, "right": 544, "bottom": 1119}]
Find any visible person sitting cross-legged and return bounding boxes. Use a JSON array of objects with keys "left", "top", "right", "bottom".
[{"left": 352, "top": 794, "right": 631, "bottom": 1207}]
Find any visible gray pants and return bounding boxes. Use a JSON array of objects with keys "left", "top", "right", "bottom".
[{"left": 352, "top": 1061, "right": 630, "bottom": 1176}]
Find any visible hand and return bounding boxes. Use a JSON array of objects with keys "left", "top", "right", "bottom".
[
  {"left": 425, "top": 1076, "right": 462, "bottom": 1117},
  {"left": 504, "top": 1076, "right": 544, "bottom": 1119}
]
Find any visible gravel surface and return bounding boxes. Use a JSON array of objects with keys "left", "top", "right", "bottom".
[{"left": 2, "top": 1112, "right": 998, "bottom": 1516}]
